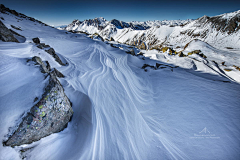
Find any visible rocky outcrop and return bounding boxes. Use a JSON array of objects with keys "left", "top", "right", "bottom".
[
  {"left": 90, "top": 33, "right": 104, "bottom": 41},
  {"left": 4, "top": 56, "right": 73, "bottom": 147},
  {"left": 126, "top": 49, "right": 135, "bottom": 56},
  {"left": 109, "top": 37, "right": 115, "bottom": 41},
  {"left": 32, "top": 38, "right": 66, "bottom": 66},
  {"left": 188, "top": 50, "right": 207, "bottom": 58},
  {"left": 32, "top": 37, "right": 40, "bottom": 44},
  {"left": 45, "top": 48, "right": 65, "bottom": 66},
  {"left": 0, "top": 20, "right": 19, "bottom": 42}
]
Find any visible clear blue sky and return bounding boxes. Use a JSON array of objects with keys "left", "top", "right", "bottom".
[{"left": 1, "top": 0, "right": 240, "bottom": 26}]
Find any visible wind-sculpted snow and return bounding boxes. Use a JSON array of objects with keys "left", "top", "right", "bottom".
[
  {"left": 16, "top": 37, "right": 239, "bottom": 160},
  {"left": 1, "top": 10, "right": 240, "bottom": 160}
]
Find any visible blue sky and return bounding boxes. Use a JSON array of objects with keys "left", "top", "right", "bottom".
[{"left": 1, "top": 0, "right": 240, "bottom": 26}]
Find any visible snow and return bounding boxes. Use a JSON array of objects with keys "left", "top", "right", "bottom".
[{"left": 0, "top": 11, "right": 240, "bottom": 160}]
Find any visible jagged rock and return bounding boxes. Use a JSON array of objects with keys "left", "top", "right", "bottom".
[
  {"left": 178, "top": 52, "right": 187, "bottom": 57},
  {"left": 37, "top": 43, "right": 50, "bottom": 49},
  {"left": 32, "top": 37, "right": 40, "bottom": 44},
  {"left": 53, "top": 68, "right": 65, "bottom": 78},
  {"left": 90, "top": 33, "right": 104, "bottom": 41},
  {"left": 187, "top": 50, "right": 207, "bottom": 58},
  {"left": 45, "top": 48, "right": 65, "bottom": 66},
  {"left": 126, "top": 49, "right": 135, "bottom": 56},
  {"left": 0, "top": 20, "right": 19, "bottom": 42},
  {"left": 4, "top": 58, "right": 73, "bottom": 147},
  {"left": 109, "top": 37, "right": 115, "bottom": 41},
  {"left": 199, "top": 53, "right": 207, "bottom": 58},
  {"left": 32, "top": 56, "right": 50, "bottom": 73},
  {"left": 129, "top": 49, "right": 135, "bottom": 56},
  {"left": 142, "top": 64, "right": 155, "bottom": 69}
]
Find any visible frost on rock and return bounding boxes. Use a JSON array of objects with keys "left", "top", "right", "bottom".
[{"left": 4, "top": 57, "right": 73, "bottom": 147}]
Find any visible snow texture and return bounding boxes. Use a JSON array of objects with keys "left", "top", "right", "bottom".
[{"left": 0, "top": 8, "right": 240, "bottom": 160}]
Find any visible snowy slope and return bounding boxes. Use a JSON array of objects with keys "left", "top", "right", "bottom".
[{"left": 1, "top": 6, "right": 240, "bottom": 160}]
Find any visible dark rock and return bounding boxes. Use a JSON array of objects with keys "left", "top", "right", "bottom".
[
  {"left": 0, "top": 20, "right": 19, "bottom": 42},
  {"left": 4, "top": 57, "right": 73, "bottom": 147},
  {"left": 53, "top": 68, "right": 65, "bottom": 78},
  {"left": 90, "top": 33, "right": 104, "bottom": 41},
  {"left": 34, "top": 97, "right": 38, "bottom": 102},
  {"left": 142, "top": 64, "right": 150, "bottom": 69},
  {"left": 109, "top": 37, "right": 115, "bottom": 41},
  {"left": 32, "top": 37, "right": 40, "bottom": 44},
  {"left": 11, "top": 25, "right": 21, "bottom": 31},
  {"left": 37, "top": 43, "right": 50, "bottom": 49},
  {"left": 0, "top": 17, "right": 4, "bottom": 20},
  {"left": 178, "top": 52, "right": 187, "bottom": 57},
  {"left": 199, "top": 53, "right": 207, "bottom": 58},
  {"left": 126, "top": 49, "right": 135, "bottom": 56},
  {"left": 32, "top": 56, "right": 50, "bottom": 73},
  {"left": 46, "top": 61, "right": 51, "bottom": 71},
  {"left": 110, "top": 44, "right": 118, "bottom": 48},
  {"left": 45, "top": 48, "right": 65, "bottom": 66}
]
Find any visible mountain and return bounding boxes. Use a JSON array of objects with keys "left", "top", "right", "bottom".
[
  {"left": 1, "top": 4, "right": 240, "bottom": 160},
  {"left": 64, "top": 17, "right": 192, "bottom": 34},
  {"left": 64, "top": 10, "right": 240, "bottom": 50}
]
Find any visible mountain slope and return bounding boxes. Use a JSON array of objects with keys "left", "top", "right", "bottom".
[{"left": 1, "top": 5, "right": 240, "bottom": 160}]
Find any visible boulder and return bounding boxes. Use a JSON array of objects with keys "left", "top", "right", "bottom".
[
  {"left": 53, "top": 68, "right": 65, "bottom": 78},
  {"left": 4, "top": 58, "right": 73, "bottom": 147},
  {"left": 178, "top": 52, "right": 187, "bottom": 57},
  {"left": 37, "top": 43, "right": 50, "bottom": 49},
  {"left": 126, "top": 49, "right": 135, "bottom": 56},
  {"left": 32, "top": 37, "right": 40, "bottom": 44},
  {"left": 32, "top": 56, "right": 50, "bottom": 73},
  {"left": 45, "top": 48, "right": 65, "bottom": 66},
  {"left": 0, "top": 20, "right": 19, "bottom": 42},
  {"left": 109, "top": 37, "right": 115, "bottom": 41}
]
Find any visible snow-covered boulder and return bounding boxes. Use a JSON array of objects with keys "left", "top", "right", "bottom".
[{"left": 4, "top": 57, "right": 73, "bottom": 147}]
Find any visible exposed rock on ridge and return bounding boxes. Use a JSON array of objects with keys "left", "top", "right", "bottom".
[
  {"left": 4, "top": 56, "right": 73, "bottom": 147},
  {"left": 0, "top": 20, "right": 19, "bottom": 42}
]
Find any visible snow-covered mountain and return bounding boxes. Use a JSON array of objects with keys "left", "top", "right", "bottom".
[
  {"left": 64, "top": 10, "right": 240, "bottom": 50},
  {"left": 65, "top": 17, "right": 192, "bottom": 34},
  {"left": 1, "top": 4, "right": 240, "bottom": 160}
]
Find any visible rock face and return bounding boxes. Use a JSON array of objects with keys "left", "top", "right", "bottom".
[
  {"left": 32, "top": 38, "right": 65, "bottom": 66},
  {"left": 4, "top": 56, "right": 73, "bottom": 147},
  {"left": 0, "top": 20, "right": 19, "bottom": 42},
  {"left": 45, "top": 48, "right": 65, "bottom": 66},
  {"left": 32, "top": 37, "right": 40, "bottom": 44}
]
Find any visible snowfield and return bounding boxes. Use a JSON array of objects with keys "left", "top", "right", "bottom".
[{"left": 1, "top": 10, "right": 240, "bottom": 160}]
